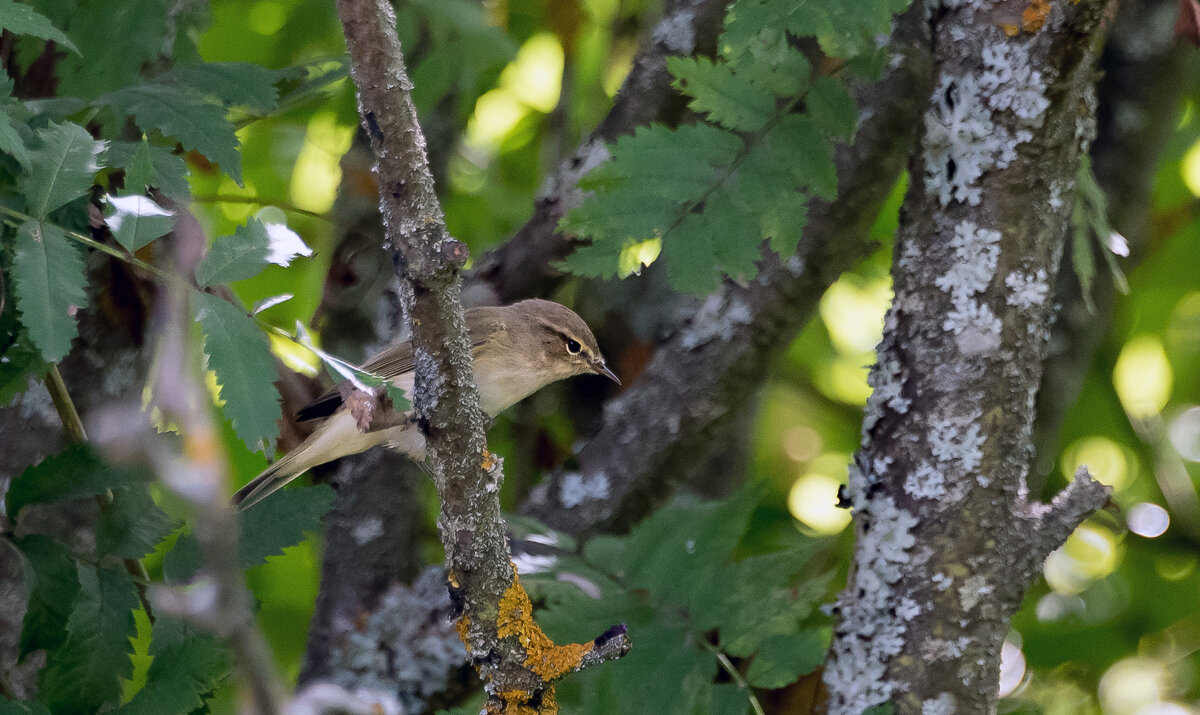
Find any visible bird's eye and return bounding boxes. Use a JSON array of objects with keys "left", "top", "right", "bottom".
[{"left": 565, "top": 338, "right": 582, "bottom": 354}]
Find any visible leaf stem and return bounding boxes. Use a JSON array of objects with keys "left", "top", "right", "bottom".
[
  {"left": 191, "top": 194, "right": 331, "bottom": 222},
  {"left": 700, "top": 638, "right": 766, "bottom": 715}
]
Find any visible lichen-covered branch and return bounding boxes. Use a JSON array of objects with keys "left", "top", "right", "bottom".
[
  {"left": 522, "top": 4, "right": 935, "bottom": 535},
  {"left": 824, "top": 3, "right": 1115, "bottom": 713},
  {"left": 335, "top": 0, "right": 630, "bottom": 709}
]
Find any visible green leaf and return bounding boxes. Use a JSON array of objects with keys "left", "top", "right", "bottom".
[
  {"left": 99, "top": 84, "right": 242, "bottom": 185},
  {"left": 20, "top": 121, "right": 104, "bottom": 217},
  {"left": 97, "top": 485, "right": 178, "bottom": 560},
  {"left": 194, "top": 291, "right": 281, "bottom": 454},
  {"left": 160, "top": 62, "right": 281, "bottom": 112},
  {"left": 0, "top": 107, "right": 31, "bottom": 168},
  {"left": 14, "top": 535, "right": 81, "bottom": 659},
  {"left": 105, "top": 194, "right": 175, "bottom": 252},
  {"left": 0, "top": 700, "right": 51, "bottom": 715},
  {"left": 11, "top": 220, "right": 89, "bottom": 362},
  {"left": 0, "top": 0, "right": 78, "bottom": 53},
  {"left": 40, "top": 565, "right": 140, "bottom": 715},
  {"left": 105, "top": 140, "right": 190, "bottom": 196},
  {"left": 117, "top": 618, "right": 232, "bottom": 714},
  {"left": 163, "top": 484, "right": 335, "bottom": 583},
  {"left": 5, "top": 444, "right": 132, "bottom": 521},
  {"left": 807, "top": 76, "right": 858, "bottom": 141},
  {"left": 55, "top": 0, "right": 169, "bottom": 99},
  {"left": 668, "top": 56, "right": 774, "bottom": 132},
  {"left": 662, "top": 214, "right": 720, "bottom": 293},
  {"left": 745, "top": 630, "right": 828, "bottom": 688},
  {"left": 194, "top": 218, "right": 271, "bottom": 287}
]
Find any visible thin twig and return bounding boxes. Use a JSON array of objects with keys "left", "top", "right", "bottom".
[
  {"left": 191, "top": 194, "right": 332, "bottom": 222},
  {"left": 700, "top": 638, "right": 766, "bottom": 715}
]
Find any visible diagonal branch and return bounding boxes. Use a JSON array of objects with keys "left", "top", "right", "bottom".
[{"left": 334, "top": 0, "right": 630, "bottom": 710}]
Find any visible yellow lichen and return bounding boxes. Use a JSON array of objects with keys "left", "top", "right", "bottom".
[
  {"left": 1021, "top": 0, "right": 1051, "bottom": 32},
  {"left": 456, "top": 613, "right": 472, "bottom": 653},
  {"left": 497, "top": 571, "right": 594, "bottom": 681},
  {"left": 1002, "top": 23, "right": 1020, "bottom": 36},
  {"left": 482, "top": 448, "right": 499, "bottom": 471}
]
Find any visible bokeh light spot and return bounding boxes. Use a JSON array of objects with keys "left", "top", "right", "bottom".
[
  {"left": 617, "top": 238, "right": 661, "bottom": 277},
  {"left": 1167, "top": 406, "right": 1200, "bottom": 462},
  {"left": 1099, "top": 657, "right": 1166, "bottom": 715},
  {"left": 1113, "top": 335, "right": 1173, "bottom": 420},
  {"left": 998, "top": 635, "right": 1027, "bottom": 698},
  {"left": 501, "top": 33, "right": 564, "bottom": 113},
  {"left": 819, "top": 275, "right": 893, "bottom": 355},
  {"left": 788, "top": 468, "right": 851, "bottom": 535},
  {"left": 782, "top": 426, "right": 822, "bottom": 463},
  {"left": 1044, "top": 525, "right": 1118, "bottom": 594},
  {"left": 290, "top": 112, "right": 355, "bottom": 214},
  {"left": 1127, "top": 502, "right": 1170, "bottom": 538},
  {"left": 1061, "top": 436, "right": 1132, "bottom": 492}
]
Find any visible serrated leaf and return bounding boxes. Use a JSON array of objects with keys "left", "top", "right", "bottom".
[
  {"left": 160, "top": 62, "right": 281, "bottom": 112},
  {"left": 662, "top": 214, "right": 719, "bottom": 294},
  {"left": 807, "top": 76, "right": 858, "bottom": 141},
  {"left": 105, "top": 194, "right": 175, "bottom": 252},
  {"left": 668, "top": 56, "right": 774, "bottom": 132},
  {"left": 99, "top": 84, "right": 242, "bottom": 185},
  {"left": 0, "top": 107, "right": 31, "bottom": 167},
  {"left": 11, "top": 220, "right": 89, "bottom": 362},
  {"left": 20, "top": 121, "right": 104, "bottom": 217},
  {"left": 194, "top": 218, "right": 271, "bottom": 287},
  {"left": 6, "top": 444, "right": 137, "bottom": 521},
  {"left": 14, "top": 534, "right": 81, "bottom": 659},
  {"left": 582, "top": 124, "right": 741, "bottom": 202},
  {"left": 40, "top": 565, "right": 139, "bottom": 715},
  {"left": 745, "top": 630, "right": 828, "bottom": 688},
  {"left": 239, "top": 483, "right": 335, "bottom": 567},
  {"left": 558, "top": 239, "right": 630, "bottom": 279},
  {"left": 117, "top": 617, "right": 232, "bottom": 714},
  {"left": 55, "top": 0, "right": 168, "bottom": 99},
  {"left": 163, "top": 484, "right": 335, "bottom": 583},
  {"left": 97, "top": 485, "right": 178, "bottom": 560},
  {"left": 0, "top": 0, "right": 78, "bottom": 53},
  {"left": 194, "top": 291, "right": 281, "bottom": 454},
  {"left": 105, "top": 140, "right": 190, "bottom": 197}
]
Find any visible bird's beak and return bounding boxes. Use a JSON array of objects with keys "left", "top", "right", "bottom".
[{"left": 592, "top": 361, "right": 621, "bottom": 385}]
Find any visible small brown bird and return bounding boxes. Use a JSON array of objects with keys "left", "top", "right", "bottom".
[{"left": 232, "top": 299, "right": 619, "bottom": 510}]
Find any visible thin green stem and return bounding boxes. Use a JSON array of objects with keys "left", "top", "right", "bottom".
[
  {"left": 192, "top": 194, "right": 331, "bottom": 222},
  {"left": 700, "top": 639, "right": 766, "bottom": 715}
]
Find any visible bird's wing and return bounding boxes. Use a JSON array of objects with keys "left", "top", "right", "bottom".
[{"left": 294, "top": 315, "right": 503, "bottom": 422}]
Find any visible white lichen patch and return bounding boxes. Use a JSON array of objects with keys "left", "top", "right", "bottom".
[
  {"left": 923, "top": 694, "right": 956, "bottom": 715},
  {"left": 935, "top": 221, "right": 1003, "bottom": 354},
  {"left": 905, "top": 462, "right": 946, "bottom": 500},
  {"left": 923, "top": 37, "right": 1051, "bottom": 207},
  {"left": 924, "top": 636, "right": 971, "bottom": 660},
  {"left": 929, "top": 414, "right": 985, "bottom": 472},
  {"left": 651, "top": 7, "right": 696, "bottom": 54},
  {"left": 679, "top": 294, "right": 752, "bottom": 349},
  {"left": 352, "top": 517, "right": 385, "bottom": 545},
  {"left": 559, "top": 470, "right": 611, "bottom": 508},
  {"left": 932, "top": 571, "right": 953, "bottom": 591},
  {"left": 937, "top": 222, "right": 1001, "bottom": 300},
  {"left": 824, "top": 496, "right": 918, "bottom": 713},
  {"left": 1005, "top": 269, "right": 1049, "bottom": 308},
  {"left": 980, "top": 42, "right": 1050, "bottom": 125},
  {"left": 958, "top": 574, "right": 994, "bottom": 612}
]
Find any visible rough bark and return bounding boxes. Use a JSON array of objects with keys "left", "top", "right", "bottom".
[
  {"left": 522, "top": 4, "right": 936, "bottom": 535},
  {"left": 823, "top": 3, "right": 1115, "bottom": 713},
  {"left": 334, "top": 0, "right": 630, "bottom": 711}
]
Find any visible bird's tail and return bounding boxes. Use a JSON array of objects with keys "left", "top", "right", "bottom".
[
  {"left": 231, "top": 448, "right": 310, "bottom": 511},
  {"left": 232, "top": 412, "right": 381, "bottom": 511}
]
